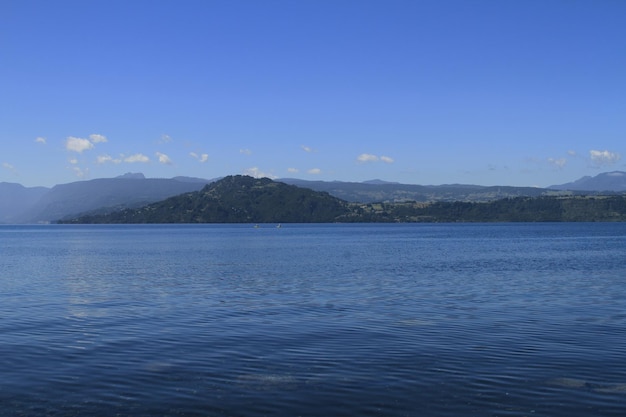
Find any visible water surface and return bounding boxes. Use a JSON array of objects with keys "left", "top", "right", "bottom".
[{"left": 1, "top": 223, "right": 625, "bottom": 416}]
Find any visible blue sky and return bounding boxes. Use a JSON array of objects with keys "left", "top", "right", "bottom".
[{"left": 2, "top": 0, "right": 625, "bottom": 188}]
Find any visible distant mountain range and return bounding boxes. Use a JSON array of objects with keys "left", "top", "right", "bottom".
[
  {"left": 1, "top": 171, "right": 625, "bottom": 224},
  {"left": 548, "top": 171, "right": 626, "bottom": 192},
  {"left": 60, "top": 175, "right": 626, "bottom": 224},
  {"left": 279, "top": 178, "right": 549, "bottom": 203},
  {"left": 0, "top": 173, "right": 212, "bottom": 224}
]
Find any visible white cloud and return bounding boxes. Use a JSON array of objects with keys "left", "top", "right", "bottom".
[
  {"left": 72, "top": 166, "right": 89, "bottom": 178},
  {"left": 590, "top": 149, "right": 621, "bottom": 166},
  {"left": 156, "top": 152, "right": 172, "bottom": 165},
  {"left": 287, "top": 167, "right": 299, "bottom": 173},
  {"left": 548, "top": 157, "right": 567, "bottom": 169},
  {"left": 2, "top": 162, "right": 18, "bottom": 176},
  {"left": 301, "top": 145, "right": 314, "bottom": 153},
  {"left": 567, "top": 150, "right": 577, "bottom": 156},
  {"left": 35, "top": 137, "right": 46, "bottom": 144},
  {"left": 66, "top": 136, "right": 94, "bottom": 153},
  {"left": 190, "top": 152, "right": 209, "bottom": 163},
  {"left": 97, "top": 154, "right": 121, "bottom": 164},
  {"left": 124, "top": 153, "right": 150, "bottom": 163},
  {"left": 66, "top": 134, "right": 107, "bottom": 153},
  {"left": 240, "top": 148, "right": 252, "bottom": 155},
  {"left": 307, "top": 168, "right": 322, "bottom": 175},
  {"left": 357, "top": 153, "right": 395, "bottom": 163},
  {"left": 357, "top": 153, "right": 379, "bottom": 163},
  {"left": 243, "top": 167, "right": 277, "bottom": 179},
  {"left": 89, "top": 134, "right": 107, "bottom": 143},
  {"left": 160, "top": 134, "right": 172, "bottom": 143},
  {"left": 69, "top": 158, "right": 78, "bottom": 165},
  {"left": 96, "top": 155, "right": 109, "bottom": 164}
]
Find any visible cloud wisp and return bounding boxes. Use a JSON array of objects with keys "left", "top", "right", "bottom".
[
  {"left": 66, "top": 137, "right": 94, "bottom": 153},
  {"left": 89, "top": 134, "right": 107, "bottom": 144},
  {"left": 243, "top": 167, "right": 277, "bottom": 179},
  {"left": 590, "top": 150, "right": 621, "bottom": 166},
  {"left": 190, "top": 152, "right": 209, "bottom": 163},
  {"left": 65, "top": 134, "right": 108, "bottom": 153},
  {"left": 71, "top": 166, "right": 89, "bottom": 178},
  {"left": 548, "top": 157, "right": 567, "bottom": 169},
  {"left": 357, "top": 153, "right": 394, "bottom": 163},
  {"left": 97, "top": 153, "right": 151, "bottom": 165},
  {"left": 97, "top": 154, "right": 122, "bottom": 164},
  {"left": 124, "top": 154, "right": 150, "bottom": 163},
  {"left": 2, "top": 162, "right": 17, "bottom": 175},
  {"left": 156, "top": 152, "right": 172, "bottom": 165}
]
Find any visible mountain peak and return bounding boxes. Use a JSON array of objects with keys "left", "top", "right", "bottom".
[
  {"left": 549, "top": 171, "right": 626, "bottom": 192},
  {"left": 116, "top": 172, "right": 146, "bottom": 179},
  {"left": 63, "top": 175, "right": 352, "bottom": 223},
  {"left": 362, "top": 179, "right": 400, "bottom": 185}
]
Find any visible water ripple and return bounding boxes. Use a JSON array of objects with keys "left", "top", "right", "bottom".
[{"left": 2, "top": 224, "right": 626, "bottom": 416}]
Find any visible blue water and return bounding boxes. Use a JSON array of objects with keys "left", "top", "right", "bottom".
[{"left": 1, "top": 223, "right": 626, "bottom": 416}]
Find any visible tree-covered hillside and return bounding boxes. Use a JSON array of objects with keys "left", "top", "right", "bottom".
[
  {"left": 59, "top": 176, "right": 626, "bottom": 224},
  {"left": 62, "top": 175, "right": 352, "bottom": 223},
  {"left": 354, "top": 195, "right": 626, "bottom": 222}
]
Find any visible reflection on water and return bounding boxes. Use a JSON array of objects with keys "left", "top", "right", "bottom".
[{"left": 1, "top": 224, "right": 626, "bottom": 416}]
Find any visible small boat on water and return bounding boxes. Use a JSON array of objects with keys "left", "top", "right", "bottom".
[{"left": 276, "top": 224, "right": 282, "bottom": 228}]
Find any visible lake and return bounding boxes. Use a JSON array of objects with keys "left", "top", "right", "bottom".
[{"left": 1, "top": 223, "right": 626, "bottom": 416}]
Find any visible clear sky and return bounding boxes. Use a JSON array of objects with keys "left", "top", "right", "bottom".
[{"left": 2, "top": 0, "right": 625, "bottom": 188}]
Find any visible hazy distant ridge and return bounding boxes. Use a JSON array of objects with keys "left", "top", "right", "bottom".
[
  {"left": 0, "top": 174, "right": 211, "bottom": 224},
  {"left": 60, "top": 176, "right": 626, "bottom": 224},
  {"left": 549, "top": 171, "right": 626, "bottom": 192},
  {"left": 0, "top": 183, "right": 49, "bottom": 223},
  {"left": 2, "top": 171, "right": 625, "bottom": 224},
  {"left": 279, "top": 178, "right": 549, "bottom": 203}
]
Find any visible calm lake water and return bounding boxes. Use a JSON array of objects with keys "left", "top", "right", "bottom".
[{"left": 1, "top": 223, "right": 626, "bottom": 416}]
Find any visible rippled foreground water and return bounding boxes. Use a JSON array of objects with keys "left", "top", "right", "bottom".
[{"left": 1, "top": 223, "right": 626, "bottom": 416}]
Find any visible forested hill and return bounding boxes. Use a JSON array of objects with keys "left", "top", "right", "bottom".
[
  {"left": 61, "top": 175, "right": 354, "bottom": 223},
  {"left": 59, "top": 176, "right": 626, "bottom": 224},
  {"left": 364, "top": 195, "right": 626, "bottom": 222}
]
